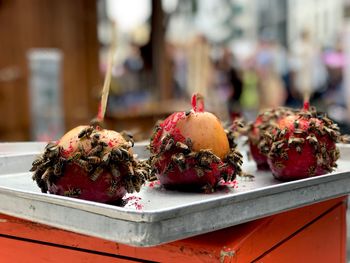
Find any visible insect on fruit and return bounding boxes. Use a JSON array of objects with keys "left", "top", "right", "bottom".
[
  {"left": 30, "top": 125, "right": 150, "bottom": 204},
  {"left": 149, "top": 93, "right": 243, "bottom": 192},
  {"left": 265, "top": 102, "right": 348, "bottom": 181}
]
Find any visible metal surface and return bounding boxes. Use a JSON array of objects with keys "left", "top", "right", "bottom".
[{"left": 0, "top": 142, "right": 349, "bottom": 247}]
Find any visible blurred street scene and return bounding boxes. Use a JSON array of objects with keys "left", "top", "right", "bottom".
[
  {"left": 1, "top": 0, "right": 350, "bottom": 140},
  {"left": 99, "top": 0, "right": 350, "bottom": 139}
]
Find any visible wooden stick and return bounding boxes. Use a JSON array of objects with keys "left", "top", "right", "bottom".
[{"left": 97, "top": 22, "right": 117, "bottom": 121}]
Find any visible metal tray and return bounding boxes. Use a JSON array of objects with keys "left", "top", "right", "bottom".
[{"left": 0, "top": 142, "right": 350, "bottom": 247}]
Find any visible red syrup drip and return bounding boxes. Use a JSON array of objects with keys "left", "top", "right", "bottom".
[
  {"left": 148, "top": 181, "right": 160, "bottom": 188},
  {"left": 62, "top": 140, "right": 75, "bottom": 157}
]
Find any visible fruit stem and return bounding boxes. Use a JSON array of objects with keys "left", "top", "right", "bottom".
[
  {"left": 303, "top": 101, "right": 310, "bottom": 111},
  {"left": 303, "top": 90, "right": 310, "bottom": 111},
  {"left": 191, "top": 93, "right": 205, "bottom": 112}
]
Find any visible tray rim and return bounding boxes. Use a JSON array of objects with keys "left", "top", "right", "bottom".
[{"left": 0, "top": 168, "right": 349, "bottom": 222}]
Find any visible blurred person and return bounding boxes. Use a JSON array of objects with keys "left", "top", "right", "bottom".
[
  {"left": 323, "top": 40, "right": 345, "bottom": 105},
  {"left": 255, "top": 35, "right": 286, "bottom": 110},
  {"left": 289, "top": 29, "right": 327, "bottom": 103},
  {"left": 239, "top": 58, "right": 259, "bottom": 121},
  {"left": 213, "top": 47, "right": 243, "bottom": 121},
  {"left": 167, "top": 42, "right": 188, "bottom": 99},
  {"left": 322, "top": 40, "right": 349, "bottom": 127},
  {"left": 121, "top": 42, "right": 145, "bottom": 93}
]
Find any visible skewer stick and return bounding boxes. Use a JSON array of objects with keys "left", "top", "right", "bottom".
[{"left": 97, "top": 23, "right": 117, "bottom": 121}]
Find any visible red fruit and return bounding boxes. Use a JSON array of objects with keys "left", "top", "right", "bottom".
[
  {"left": 31, "top": 125, "right": 147, "bottom": 204},
  {"left": 247, "top": 107, "right": 294, "bottom": 170},
  {"left": 266, "top": 103, "right": 343, "bottom": 181},
  {"left": 149, "top": 93, "right": 243, "bottom": 192}
]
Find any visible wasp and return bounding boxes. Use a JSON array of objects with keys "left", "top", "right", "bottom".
[
  {"left": 111, "top": 148, "right": 123, "bottom": 160},
  {"left": 45, "top": 142, "right": 57, "bottom": 149},
  {"left": 308, "top": 120, "right": 317, "bottom": 129},
  {"left": 195, "top": 167, "right": 204, "bottom": 177},
  {"left": 135, "top": 168, "right": 148, "bottom": 180},
  {"left": 107, "top": 180, "right": 118, "bottom": 196},
  {"left": 31, "top": 158, "right": 45, "bottom": 171},
  {"left": 274, "top": 161, "right": 285, "bottom": 169},
  {"left": 320, "top": 145, "right": 327, "bottom": 159},
  {"left": 226, "top": 151, "right": 243, "bottom": 165},
  {"left": 91, "top": 133, "right": 100, "bottom": 147},
  {"left": 172, "top": 153, "right": 186, "bottom": 171},
  {"left": 163, "top": 163, "right": 174, "bottom": 176},
  {"left": 159, "top": 134, "right": 172, "bottom": 150},
  {"left": 110, "top": 165, "right": 121, "bottom": 179},
  {"left": 43, "top": 146, "right": 61, "bottom": 159},
  {"left": 185, "top": 138, "right": 193, "bottom": 150},
  {"left": 239, "top": 172, "right": 254, "bottom": 180},
  {"left": 120, "top": 147, "right": 131, "bottom": 161},
  {"left": 279, "top": 129, "right": 287, "bottom": 137},
  {"left": 295, "top": 146, "right": 302, "bottom": 153},
  {"left": 175, "top": 141, "right": 190, "bottom": 153},
  {"left": 125, "top": 177, "right": 135, "bottom": 193},
  {"left": 87, "top": 156, "right": 101, "bottom": 165},
  {"left": 74, "top": 159, "right": 93, "bottom": 172},
  {"left": 288, "top": 137, "right": 305, "bottom": 145},
  {"left": 199, "top": 156, "right": 211, "bottom": 168},
  {"left": 41, "top": 167, "right": 53, "bottom": 181},
  {"left": 307, "top": 166, "right": 316, "bottom": 177},
  {"left": 293, "top": 120, "right": 300, "bottom": 129},
  {"left": 300, "top": 112, "right": 312, "bottom": 118},
  {"left": 280, "top": 151, "right": 289, "bottom": 160},
  {"left": 323, "top": 127, "right": 338, "bottom": 139},
  {"left": 306, "top": 134, "right": 318, "bottom": 145},
  {"left": 68, "top": 152, "right": 82, "bottom": 162},
  {"left": 78, "top": 126, "right": 94, "bottom": 139},
  {"left": 101, "top": 152, "right": 111, "bottom": 165},
  {"left": 121, "top": 131, "right": 134, "bottom": 147},
  {"left": 88, "top": 145, "right": 104, "bottom": 157},
  {"left": 263, "top": 132, "right": 273, "bottom": 140},
  {"left": 54, "top": 157, "right": 66, "bottom": 176},
  {"left": 164, "top": 138, "right": 175, "bottom": 152},
  {"left": 64, "top": 187, "right": 81, "bottom": 197},
  {"left": 321, "top": 117, "right": 333, "bottom": 126},
  {"left": 294, "top": 129, "right": 306, "bottom": 135},
  {"left": 90, "top": 167, "right": 104, "bottom": 181},
  {"left": 131, "top": 175, "right": 142, "bottom": 192}
]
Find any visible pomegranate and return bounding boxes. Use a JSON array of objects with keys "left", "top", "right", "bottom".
[
  {"left": 247, "top": 107, "right": 294, "bottom": 170},
  {"left": 149, "top": 93, "right": 243, "bottom": 192},
  {"left": 266, "top": 102, "right": 348, "bottom": 180},
  {"left": 31, "top": 125, "right": 148, "bottom": 204}
]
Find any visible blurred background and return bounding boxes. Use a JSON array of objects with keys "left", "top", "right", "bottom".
[{"left": 1, "top": 0, "right": 350, "bottom": 142}]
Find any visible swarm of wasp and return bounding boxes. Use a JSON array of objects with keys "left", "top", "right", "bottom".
[
  {"left": 31, "top": 125, "right": 150, "bottom": 204},
  {"left": 148, "top": 93, "right": 244, "bottom": 192},
  {"left": 243, "top": 107, "right": 295, "bottom": 170},
  {"left": 261, "top": 102, "right": 350, "bottom": 181}
]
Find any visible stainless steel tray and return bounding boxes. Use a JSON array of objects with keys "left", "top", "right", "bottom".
[{"left": 0, "top": 142, "right": 350, "bottom": 247}]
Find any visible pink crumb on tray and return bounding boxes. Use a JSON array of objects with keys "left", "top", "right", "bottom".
[
  {"left": 147, "top": 180, "right": 161, "bottom": 188},
  {"left": 123, "top": 195, "right": 144, "bottom": 210}
]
